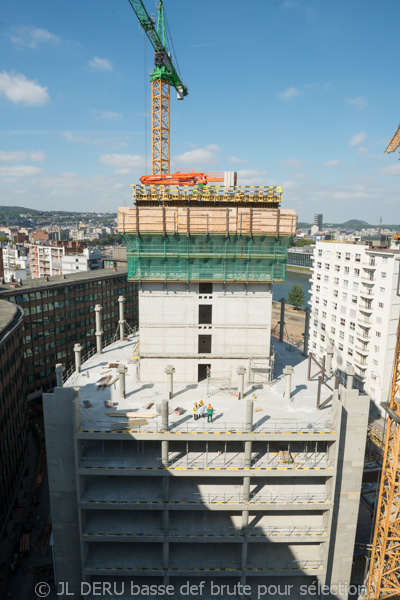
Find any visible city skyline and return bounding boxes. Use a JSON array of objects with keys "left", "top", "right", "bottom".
[{"left": 1, "top": 0, "right": 400, "bottom": 221}]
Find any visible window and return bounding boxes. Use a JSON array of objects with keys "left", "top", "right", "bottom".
[
  {"left": 379, "top": 287, "right": 385, "bottom": 294},
  {"left": 352, "top": 295, "right": 357, "bottom": 304},
  {"left": 313, "top": 320, "right": 318, "bottom": 327},
  {"left": 333, "top": 290, "right": 338, "bottom": 297},
  {"left": 325, "top": 263, "right": 330, "bottom": 270},
  {"left": 350, "top": 321, "right": 355, "bottom": 330},
  {"left": 322, "top": 311, "right": 327, "bottom": 319},
  {"left": 376, "top": 331, "right": 381, "bottom": 338},
  {"left": 354, "top": 268, "right": 360, "bottom": 276},
  {"left": 323, "top": 299, "right": 327, "bottom": 306},
  {"left": 331, "top": 327, "right": 336, "bottom": 334},
  {"left": 340, "top": 318, "right": 346, "bottom": 326},
  {"left": 344, "top": 266, "right": 350, "bottom": 274},
  {"left": 313, "top": 342, "right": 317, "bottom": 349},
  {"left": 343, "top": 280, "right": 349, "bottom": 289},
  {"left": 373, "top": 359, "right": 378, "bottom": 366},
  {"left": 314, "top": 308, "right": 319, "bottom": 316},
  {"left": 382, "top": 256, "right": 388, "bottom": 263},
  {"left": 349, "top": 335, "right": 354, "bottom": 344},
  {"left": 338, "top": 343, "right": 344, "bottom": 351},
  {"left": 316, "top": 285, "right": 320, "bottom": 292},
  {"left": 320, "top": 334, "right": 325, "bottom": 342},
  {"left": 333, "top": 302, "right": 337, "bottom": 310},
  {"left": 317, "top": 262, "right": 322, "bottom": 269},
  {"left": 335, "top": 265, "right": 340, "bottom": 272},
  {"left": 378, "top": 302, "right": 384, "bottom": 308},
  {"left": 313, "top": 331, "right": 317, "bottom": 338},
  {"left": 381, "top": 272, "right": 387, "bottom": 279},
  {"left": 334, "top": 277, "right": 339, "bottom": 285},
  {"left": 317, "top": 274, "right": 321, "bottom": 281},
  {"left": 355, "top": 253, "right": 361, "bottom": 262},
  {"left": 336, "top": 252, "right": 341, "bottom": 259},
  {"left": 324, "top": 275, "right": 329, "bottom": 283},
  {"left": 345, "top": 253, "right": 350, "bottom": 261},
  {"left": 348, "top": 348, "right": 353, "bottom": 356},
  {"left": 342, "top": 293, "right": 348, "bottom": 301},
  {"left": 374, "top": 345, "right": 380, "bottom": 352},
  {"left": 332, "top": 314, "right": 337, "bottom": 323},
  {"left": 339, "top": 331, "right": 344, "bottom": 339},
  {"left": 321, "top": 323, "right": 326, "bottom": 331},
  {"left": 352, "top": 282, "right": 359, "bottom": 291},
  {"left": 318, "top": 249, "right": 323, "bottom": 257}
]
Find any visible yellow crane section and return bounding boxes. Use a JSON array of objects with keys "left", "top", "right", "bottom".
[{"left": 385, "top": 123, "right": 400, "bottom": 153}]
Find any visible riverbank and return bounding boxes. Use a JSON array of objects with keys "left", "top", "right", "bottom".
[
  {"left": 271, "top": 300, "right": 306, "bottom": 347},
  {"left": 286, "top": 265, "right": 311, "bottom": 274}
]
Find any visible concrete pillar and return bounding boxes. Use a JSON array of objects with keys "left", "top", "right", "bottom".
[
  {"left": 161, "top": 400, "right": 169, "bottom": 432},
  {"left": 237, "top": 365, "right": 246, "bottom": 399},
  {"left": 241, "top": 540, "right": 248, "bottom": 571},
  {"left": 242, "top": 476, "right": 251, "bottom": 502},
  {"left": 283, "top": 365, "right": 294, "bottom": 400},
  {"left": 245, "top": 400, "right": 253, "bottom": 432},
  {"left": 346, "top": 366, "right": 355, "bottom": 390},
  {"left": 278, "top": 297, "right": 285, "bottom": 342},
  {"left": 55, "top": 363, "right": 64, "bottom": 387},
  {"left": 161, "top": 440, "right": 169, "bottom": 467},
  {"left": 118, "top": 295, "right": 125, "bottom": 341},
  {"left": 326, "top": 344, "right": 334, "bottom": 375},
  {"left": 303, "top": 306, "right": 311, "bottom": 356},
  {"left": 94, "top": 304, "right": 103, "bottom": 354},
  {"left": 163, "top": 541, "right": 169, "bottom": 568},
  {"left": 244, "top": 441, "right": 252, "bottom": 468},
  {"left": 74, "top": 343, "right": 82, "bottom": 374},
  {"left": 118, "top": 364, "right": 128, "bottom": 399},
  {"left": 165, "top": 365, "right": 175, "bottom": 400}
]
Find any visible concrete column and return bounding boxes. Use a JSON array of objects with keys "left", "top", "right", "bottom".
[
  {"left": 241, "top": 540, "right": 248, "bottom": 571},
  {"left": 165, "top": 365, "right": 175, "bottom": 400},
  {"left": 245, "top": 400, "right": 253, "bottom": 433},
  {"left": 303, "top": 306, "right": 311, "bottom": 356},
  {"left": 346, "top": 366, "right": 355, "bottom": 390},
  {"left": 278, "top": 297, "right": 285, "bottom": 342},
  {"left": 118, "top": 364, "right": 128, "bottom": 399},
  {"left": 163, "top": 541, "right": 169, "bottom": 569},
  {"left": 74, "top": 343, "right": 82, "bottom": 374},
  {"left": 326, "top": 345, "right": 334, "bottom": 375},
  {"left": 118, "top": 295, "right": 125, "bottom": 341},
  {"left": 161, "top": 400, "right": 169, "bottom": 432},
  {"left": 94, "top": 304, "right": 103, "bottom": 354},
  {"left": 161, "top": 440, "right": 169, "bottom": 467},
  {"left": 242, "top": 476, "right": 251, "bottom": 502},
  {"left": 283, "top": 365, "right": 294, "bottom": 400},
  {"left": 237, "top": 366, "right": 246, "bottom": 399},
  {"left": 244, "top": 441, "right": 252, "bottom": 468},
  {"left": 55, "top": 363, "right": 64, "bottom": 387}
]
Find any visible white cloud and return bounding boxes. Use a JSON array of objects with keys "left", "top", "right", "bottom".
[
  {"left": 0, "top": 165, "right": 42, "bottom": 178},
  {"left": 0, "top": 150, "right": 44, "bottom": 163},
  {"left": 237, "top": 169, "right": 267, "bottom": 185},
  {"left": 174, "top": 145, "right": 221, "bottom": 166},
  {"left": 10, "top": 25, "right": 60, "bottom": 49},
  {"left": 99, "top": 154, "right": 145, "bottom": 169},
  {"left": 89, "top": 57, "right": 113, "bottom": 72},
  {"left": 279, "top": 158, "right": 304, "bottom": 168},
  {"left": 293, "top": 172, "right": 307, "bottom": 179},
  {"left": 0, "top": 71, "right": 49, "bottom": 105},
  {"left": 228, "top": 156, "right": 248, "bottom": 164},
  {"left": 114, "top": 168, "right": 131, "bottom": 175},
  {"left": 379, "top": 164, "right": 400, "bottom": 176},
  {"left": 357, "top": 147, "right": 368, "bottom": 155},
  {"left": 348, "top": 132, "right": 367, "bottom": 147},
  {"left": 345, "top": 96, "right": 367, "bottom": 109},
  {"left": 63, "top": 131, "right": 128, "bottom": 150},
  {"left": 277, "top": 87, "right": 301, "bottom": 101},
  {"left": 325, "top": 160, "right": 341, "bottom": 167},
  {"left": 90, "top": 109, "right": 122, "bottom": 120}
]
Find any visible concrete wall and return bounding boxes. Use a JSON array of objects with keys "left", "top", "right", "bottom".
[
  {"left": 43, "top": 387, "right": 82, "bottom": 595},
  {"left": 139, "top": 281, "right": 272, "bottom": 384},
  {"left": 325, "top": 387, "right": 369, "bottom": 599}
]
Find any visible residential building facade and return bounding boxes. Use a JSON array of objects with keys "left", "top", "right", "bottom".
[{"left": 309, "top": 240, "right": 400, "bottom": 410}]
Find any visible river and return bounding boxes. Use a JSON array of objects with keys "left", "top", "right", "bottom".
[{"left": 273, "top": 269, "right": 312, "bottom": 307}]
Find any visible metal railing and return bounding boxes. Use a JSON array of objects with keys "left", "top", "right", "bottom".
[
  {"left": 82, "top": 525, "right": 327, "bottom": 537},
  {"left": 85, "top": 559, "right": 323, "bottom": 571},
  {"left": 81, "top": 492, "right": 330, "bottom": 505},
  {"left": 78, "top": 419, "right": 336, "bottom": 435}
]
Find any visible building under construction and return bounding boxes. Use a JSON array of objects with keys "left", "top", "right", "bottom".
[{"left": 43, "top": 183, "right": 369, "bottom": 600}]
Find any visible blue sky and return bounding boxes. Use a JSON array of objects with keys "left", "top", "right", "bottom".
[{"left": 1, "top": 0, "right": 400, "bottom": 223}]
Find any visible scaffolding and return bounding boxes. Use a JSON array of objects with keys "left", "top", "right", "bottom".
[
  {"left": 132, "top": 184, "right": 282, "bottom": 206},
  {"left": 206, "top": 368, "right": 233, "bottom": 396},
  {"left": 123, "top": 233, "right": 290, "bottom": 282}
]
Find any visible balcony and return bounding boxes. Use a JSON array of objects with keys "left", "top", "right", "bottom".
[
  {"left": 356, "top": 330, "right": 370, "bottom": 341},
  {"left": 355, "top": 343, "right": 369, "bottom": 355},
  {"left": 359, "top": 303, "right": 373, "bottom": 313},
  {"left": 363, "top": 261, "right": 376, "bottom": 269},
  {"left": 360, "top": 288, "right": 373, "bottom": 298},
  {"left": 361, "top": 275, "right": 375, "bottom": 283},
  {"left": 354, "top": 354, "right": 368, "bottom": 368},
  {"left": 357, "top": 314, "right": 371, "bottom": 326},
  {"left": 354, "top": 364, "right": 367, "bottom": 378}
]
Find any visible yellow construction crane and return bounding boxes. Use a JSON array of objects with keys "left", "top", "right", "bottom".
[
  {"left": 385, "top": 124, "right": 400, "bottom": 154},
  {"left": 365, "top": 125, "right": 400, "bottom": 598}
]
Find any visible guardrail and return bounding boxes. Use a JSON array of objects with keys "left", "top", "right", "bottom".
[
  {"left": 81, "top": 492, "right": 330, "bottom": 504},
  {"left": 85, "top": 559, "right": 323, "bottom": 571},
  {"left": 83, "top": 525, "right": 327, "bottom": 537}
]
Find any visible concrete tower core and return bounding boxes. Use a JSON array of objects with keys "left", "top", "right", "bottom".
[{"left": 118, "top": 184, "right": 297, "bottom": 385}]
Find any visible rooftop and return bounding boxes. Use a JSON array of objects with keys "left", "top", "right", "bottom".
[
  {"left": 66, "top": 335, "right": 337, "bottom": 436},
  {"left": 0, "top": 266, "right": 128, "bottom": 295},
  {"left": 0, "top": 299, "right": 23, "bottom": 343}
]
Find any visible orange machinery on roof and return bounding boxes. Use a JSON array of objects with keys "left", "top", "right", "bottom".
[{"left": 139, "top": 171, "right": 236, "bottom": 186}]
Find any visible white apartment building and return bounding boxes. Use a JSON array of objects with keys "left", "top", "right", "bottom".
[
  {"left": 309, "top": 240, "right": 400, "bottom": 412},
  {"left": 28, "top": 244, "right": 64, "bottom": 278},
  {"left": 61, "top": 248, "right": 102, "bottom": 274},
  {"left": 2, "top": 245, "right": 30, "bottom": 282}
]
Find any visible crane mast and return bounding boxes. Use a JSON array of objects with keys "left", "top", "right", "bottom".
[{"left": 127, "top": 0, "right": 188, "bottom": 175}]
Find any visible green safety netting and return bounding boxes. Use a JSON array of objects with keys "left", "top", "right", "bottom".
[{"left": 123, "top": 234, "right": 290, "bottom": 282}]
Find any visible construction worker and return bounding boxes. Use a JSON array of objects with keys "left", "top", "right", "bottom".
[
  {"left": 207, "top": 403, "right": 214, "bottom": 423},
  {"left": 193, "top": 402, "right": 198, "bottom": 421},
  {"left": 198, "top": 399, "right": 206, "bottom": 418},
  {"left": 276, "top": 186, "right": 283, "bottom": 199}
]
